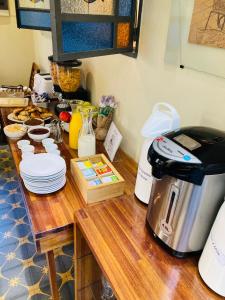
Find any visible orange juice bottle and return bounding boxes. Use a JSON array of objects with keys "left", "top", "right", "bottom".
[{"left": 69, "top": 106, "right": 82, "bottom": 149}]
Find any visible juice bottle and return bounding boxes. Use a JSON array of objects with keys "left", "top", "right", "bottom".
[{"left": 69, "top": 106, "right": 82, "bottom": 149}]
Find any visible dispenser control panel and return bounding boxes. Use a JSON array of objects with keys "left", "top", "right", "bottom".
[{"left": 153, "top": 137, "right": 202, "bottom": 164}]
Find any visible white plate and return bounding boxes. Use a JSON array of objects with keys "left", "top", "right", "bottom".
[
  {"left": 8, "top": 113, "right": 51, "bottom": 124},
  {"left": 24, "top": 178, "right": 66, "bottom": 194},
  {"left": 20, "top": 168, "right": 66, "bottom": 181},
  {"left": 19, "top": 153, "right": 66, "bottom": 177},
  {"left": 25, "top": 179, "right": 66, "bottom": 191},
  {"left": 23, "top": 176, "right": 66, "bottom": 188},
  {"left": 7, "top": 113, "right": 28, "bottom": 123}
]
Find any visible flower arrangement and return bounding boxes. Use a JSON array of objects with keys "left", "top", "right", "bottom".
[
  {"left": 99, "top": 95, "right": 118, "bottom": 117},
  {"left": 95, "top": 95, "right": 118, "bottom": 141}
]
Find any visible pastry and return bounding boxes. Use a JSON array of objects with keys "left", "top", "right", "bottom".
[
  {"left": 17, "top": 114, "right": 28, "bottom": 121},
  {"left": 20, "top": 111, "right": 29, "bottom": 116},
  {"left": 40, "top": 112, "right": 53, "bottom": 119},
  {"left": 13, "top": 108, "right": 23, "bottom": 115},
  {"left": 31, "top": 112, "right": 41, "bottom": 119}
]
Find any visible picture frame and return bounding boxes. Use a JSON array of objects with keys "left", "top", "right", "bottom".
[
  {"left": 104, "top": 122, "right": 123, "bottom": 162},
  {"left": 0, "top": 0, "right": 9, "bottom": 16}
]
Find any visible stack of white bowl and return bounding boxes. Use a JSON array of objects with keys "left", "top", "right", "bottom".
[
  {"left": 19, "top": 153, "right": 66, "bottom": 194},
  {"left": 17, "top": 140, "right": 35, "bottom": 160},
  {"left": 42, "top": 138, "right": 60, "bottom": 156}
]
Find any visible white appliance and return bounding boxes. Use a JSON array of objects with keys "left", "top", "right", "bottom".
[
  {"left": 199, "top": 201, "right": 225, "bottom": 297},
  {"left": 134, "top": 103, "right": 180, "bottom": 204},
  {"left": 33, "top": 73, "right": 53, "bottom": 95}
]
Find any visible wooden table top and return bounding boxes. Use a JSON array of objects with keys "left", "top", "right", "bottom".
[
  {"left": 0, "top": 107, "right": 136, "bottom": 241},
  {"left": 76, "top": 198, "right": 222, "bottom": 300}
]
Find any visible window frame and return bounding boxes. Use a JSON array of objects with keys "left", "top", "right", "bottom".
[{"left": 50, "top": 0, "right": 142, "bottom": 61}]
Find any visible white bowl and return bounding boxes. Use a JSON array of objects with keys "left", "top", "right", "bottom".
[
  {"left": 17, "top": 139, "right": 30, "bottom": 149},
  {"left": 21, "top": 145, "right": 35, "bottom": 153},
  {"left": 44, "top": 144, "right": 58, "bottom": 152},
  {"left": 42, "top": 138, "right": 55, "bottom": 146},
  {"left": 47, "top": 149, "right": 60, "bottom": 156},
  {"left": 23, "top": 118, "right": 44, "bottom": 129},
  {"left": 28, "top": 126, "right": 50, "bottom": 142},
  {"left": 4, "top": 124, "right": 27, "bottom": 140}
]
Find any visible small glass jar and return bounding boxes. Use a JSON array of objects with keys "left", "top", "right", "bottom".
[{"left": 50, "top": 120, "right": 63, "bottom": 144}]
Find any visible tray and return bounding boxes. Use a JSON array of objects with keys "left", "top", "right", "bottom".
[
  {"left": 71, "top": 154, "right": 125, "bottom": 204},
  {"left": 0, "top": 97, "right": 29, "bottom": 107}
]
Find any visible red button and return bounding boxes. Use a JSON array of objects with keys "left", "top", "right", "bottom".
[{"left": 156, "top": 137, "right": 164, "bottom": 142}]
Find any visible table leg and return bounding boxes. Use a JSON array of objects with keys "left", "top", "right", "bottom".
[{"left": 46, "top": 250, "right": 60, "bottom": 300}]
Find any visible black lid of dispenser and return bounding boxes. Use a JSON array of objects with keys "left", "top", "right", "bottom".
[{"left": 148, "top": 127, "right": 225, "bottom": 185}]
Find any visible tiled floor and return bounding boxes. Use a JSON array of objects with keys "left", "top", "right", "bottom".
[{"left": 0, "top": 146, "right": 74, "bottom": 300}]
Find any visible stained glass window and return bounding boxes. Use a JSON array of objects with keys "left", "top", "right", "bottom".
[
  {"left": 119, "top": 0, "right": 132, "bottom": 16},
  {"left": 18, "top": 10, "right": 51, "bottom": 29},
  {"left": 61, "top": 0, "right": 114, "bottom": 15},
  {"left": 18, "top": 0, "right": 50, "bottom": 9},
  {"left": 62, "top": 22, "right": 114, "bottom": 53},
  {"left": 15, "top": 0, "right": 51, "bottom": 31},
  {"left": 51, "top": 0, "right": 142, "bottom": 61},
  {"left": 117, "top": 23, "right": 130, "bottom": 48}
]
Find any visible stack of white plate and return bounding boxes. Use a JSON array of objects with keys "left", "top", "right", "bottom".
[{"left": 19, "top": 153, "right": 66, "bottom": 194}]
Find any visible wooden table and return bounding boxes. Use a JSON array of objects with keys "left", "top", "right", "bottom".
[
  {"left": 0, "top": 106, "right": 137, "bottom": 300},
  {"left": 75, "top": 184, "right": 224, "bottom": 296}
]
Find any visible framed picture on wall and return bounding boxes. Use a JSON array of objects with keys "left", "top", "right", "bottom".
[{"left": 0, "top": 0, "right": 9, "bottom": 16}]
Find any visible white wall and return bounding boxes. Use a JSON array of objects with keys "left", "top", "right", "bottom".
[
  {"left": 0, "top": 0, "right": 35, "bottom": 85},
  {"left": 34, "top": 0, "right": 225, "bottom": 161}
]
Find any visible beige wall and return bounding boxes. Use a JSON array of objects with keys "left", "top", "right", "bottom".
[
  {"left": 34, "top": 0, "right": 225, "bottom": 161},
  {"left": 0, "top": 0, "right": 35, "bottom": 86}
]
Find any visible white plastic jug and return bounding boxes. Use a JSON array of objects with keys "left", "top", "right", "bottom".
[{"left": 135, "top": 103, "right": 180, "bottom": 204}]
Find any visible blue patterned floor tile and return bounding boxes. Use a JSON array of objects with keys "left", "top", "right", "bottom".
[
  {"left": 1, "top": 258, "right": 23, "bottom": 279},
  {"left": 0, "top": 236, "right": 19, "bottom": 254},
  {"left": 23, "top": 215, "right": 30, "bottom": 225},
  {"left": 20, "top": 265, "right": 43, "bottom": 286},
  {"left": 0, "top": 189, "right": 9, "bottom": 197},
  {"left": 0, "top": 200, "right": 12, "bottom": 210},
  {"left": 8, "top": 207, "right": 27, "bottom": 220},
  {"left": 30, "top": 293, "right": 50, "bottom": 300},
  {"left": 39, "top": 274, "right": 62, "bottom": 295},
  {"left": 0, "top": 276, "right": 9, "bottom": 296},
  {"left": 11, "top": 223, "right": 31, "bottom": 238},
  {"left": 0, "top": 145, "right": 74, "bottom": 299},
  {"left": 0, "top": 219, "right": 15, "bottom": 234},
  {"left": 4, "top": 181, "right": 20, "bottom": 190},
  {"left": 60, "top": 280, "right": 74, "bottom": 299},
  {"left": 5, "top": 284, "right": 29, "bottom": 300},
  {"left": 16, "top": 242, "right": 36, "bottom": 260},
  {"left": 55, "top": 255, "right": 72, "bottom": 274},
  {"left": 33, "top": 253, "right": 47, "bottom": 268},
  {"left": 6, "top": 193, "right": 24, "bottom": 204},
  {"left": 28, "top": 232, "right": 34, "bottom": 243},
  {"left": 62, "top": 244, "right": 74, "bottom": 257},
  {"left": 0, "top": 178, "right": 6, "bottom": 186},
  {"left": 0, "top": 252, "right": 6, "bottom": 265}
]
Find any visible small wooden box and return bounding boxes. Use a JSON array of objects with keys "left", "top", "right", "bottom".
[{"left": 71, "top": 154, "right": 125, "bottom": 204}]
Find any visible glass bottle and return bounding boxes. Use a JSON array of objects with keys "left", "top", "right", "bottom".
[
  {"left": 69, "top": 104, "right": 83, "bottom": 150},
  {"left": 78, "top": 109, "right": 96, "bottom": 158}
]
